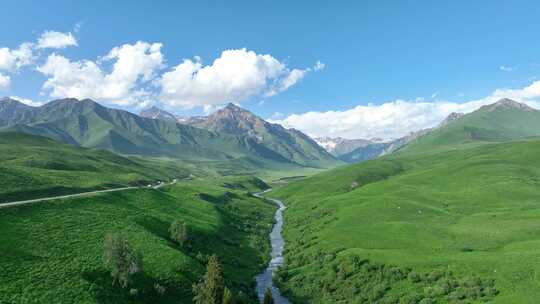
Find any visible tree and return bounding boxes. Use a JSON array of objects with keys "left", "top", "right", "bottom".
[
  {"left": 103, "top": 233, "right": 143, "bottom": 288},
  {"left": 193, "top": 255, "right": 226, "bottom": 304},
  {"left": 169, "top": 219, "right": 189, "bottom": 247},
  {"left": 222, "top": 287, "right": 233, "bottom": 304},
  {"left": 264, "top": 288, "right": 274, "bottom": 304}
]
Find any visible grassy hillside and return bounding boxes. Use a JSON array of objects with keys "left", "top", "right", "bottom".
[
  {"left": 403, "top": 99, "right": 540, "bottom": 154},
  {"left": 0, "top": 132, "right": 194, "bottom": 203},
  {"left": 0, "top": 176, "right": 275, "bottom": 304},
  {"left": 272, "top": 139, "right": 540, "bottom": 303}
]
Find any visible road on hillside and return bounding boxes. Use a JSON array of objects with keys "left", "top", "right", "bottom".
[{"left": 0, "top": 179, "right": 178, "bottom": 209}]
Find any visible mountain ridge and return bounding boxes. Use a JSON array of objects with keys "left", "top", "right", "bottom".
[
  {"left": 0, "top": 97, "right": 339, "bottom": 169},
  {"left": 402, "top": 98, "right": 540, "bottom": 153}
]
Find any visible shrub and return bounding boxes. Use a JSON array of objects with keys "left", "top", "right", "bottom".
[
  {"left": 427, "top": 270, "right": 443, "bottom": 282},
  {"left": 399, "top": 292, "right": 423, "bottom": 304},
  {"left": 408, "top": 271, "right": 422, "bottom": 283},
  {"left": 419, "top": 298, "right": 434, "bottom": 304},
  {"left": 222, "top": 287, "right": 233, "bottom": 304},
  {"left": 154, "top": 283, "right": 166, "bottom": 296}
]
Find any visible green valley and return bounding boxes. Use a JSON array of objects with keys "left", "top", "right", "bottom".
[{"left": 3, "top": 4, "right": 539, "bottom": 303}]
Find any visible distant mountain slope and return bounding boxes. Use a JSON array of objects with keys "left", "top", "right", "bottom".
[
  {"left": 0, "top": 98, "right": 339, "bottom": 168},
  {"left": 403, "top": 98, "right": 540, "bottom": 153},
  {"left": 185, "top": 103, "right": 341, "bottom": 168},
  {"left": 338, "top": 128, "right": 431, "bottom": 163},
  {"left": 0, "top": 97, "right": 39, "bottom": 124},
  {"left": 314, "top": 137, "right": 374, "bottom": 156}
]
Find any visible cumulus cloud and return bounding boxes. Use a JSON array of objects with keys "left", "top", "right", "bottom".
[
  {"left": 37, "top": 31, "right": 78, "bottom": 49},
  {"left": 0, "top": 43, "right": 34, "bottom": 71},
  {"left": 270, "top": 80, "right": 540, "bottom": 140},
  {"left": 265, "top": 68, "right": 309, "bottom": 97},
  {"left": 37, "top": 41, "right": 163, "bottom": 107},
  {"left": 0, "top": 30, "right": 77, "bottom": 89},
  {"left": 159, "top": 48, "right": 315, "bottom": 108},
  {"left": 0, "top": 73, "right": 10, "bottom": 90}
]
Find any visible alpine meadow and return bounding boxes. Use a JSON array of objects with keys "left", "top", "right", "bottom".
[{"left": 1, "top": 1, "right": 540, "bottom": 304}]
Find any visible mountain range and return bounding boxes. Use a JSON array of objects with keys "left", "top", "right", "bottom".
[
  {"left": 315, "top": 99, "right": 536, "bottom": 163},
  {"left": 2, "top": 97, "right": 537, "bottom": 169},
  {"left": 0, "top": 97, "right": 340, "bottom": 169}
]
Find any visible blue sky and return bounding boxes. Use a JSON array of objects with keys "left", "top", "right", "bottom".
[{"left": 1, "top": 0, "right": 540, "bottom": 139}]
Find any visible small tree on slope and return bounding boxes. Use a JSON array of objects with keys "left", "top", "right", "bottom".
[
  {"left": 103, "top": 233, "right": 143, "bottom": 288},
  {"left": 169, "top": 219, "right": 189, "bottom": 247},
  {"left": 193, "top": 255, "right": 226, "bottom": 304}
]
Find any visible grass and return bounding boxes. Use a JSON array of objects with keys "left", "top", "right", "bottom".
[
  {"left": 0, "top": 131, "right": 321, "bottom": 203},
  {"left": 0, "top": 132, "right": 197, "bottom": 203},
  {"left": 272, "top": 139, "right": 540, "bottom": 303},
  {"left": 0, "top": 176, "right": 276, "bottom": 304}
]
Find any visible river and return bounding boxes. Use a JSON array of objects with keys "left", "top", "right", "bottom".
[{"left": 254, "top": 190, "right": 291, "bottom": 304}]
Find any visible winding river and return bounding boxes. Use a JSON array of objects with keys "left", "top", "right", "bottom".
[{"left": 254, "top": 190, "right": 291, "bottom": 304}]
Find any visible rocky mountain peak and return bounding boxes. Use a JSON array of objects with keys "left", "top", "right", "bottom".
[
  {"left": 224, "top": 102, "right": 241, "bottom": 110},
  {"left": 482, "top": 98, "right": 534, "bottom": 112},
  {"left": 216, "top": 103, "right": 253, "bottom": 116},
  {"left": 439, "top": 112, "right": 465, "bottom": 127},
  {"left": 209, "top": 103, "right": 261, "bottom": 124},
  {"left": 139, "top": 106, "right": 177, "bottom": 122}
]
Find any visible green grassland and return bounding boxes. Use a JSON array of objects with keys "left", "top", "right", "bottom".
[
  {"left": 0, "top": 131, "right": 323, "bottom": 203},
  {"left": 0, "top": 132, "right": 196, "bottom": 202},
  {"left": 272, "top": 139, "right": 540, "bottom": 303},
  {"left": 0, "top": 176, "right": 275, "bottom": 304}
]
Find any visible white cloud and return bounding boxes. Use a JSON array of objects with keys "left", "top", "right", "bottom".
[
  {"left": 265, "top": 68, "right": 308, "bottom": 97},
  {"left": 159, "top": 48, "right": 314, "bottom": 108},
  {"left": 37, "top": 41, "right": 163, "bottom": 107},
  {"left": 0, "top": 73, "right": 10, "bottom": 90},
  {"left": 499, "top": 65, "right": 516, "bottom": 72},
  {"left": 314, "top": 60, "right": 325, "bottom": 71},
  {"left": 74, "top": 22, "right": 83, "bottom": 33},
  {"left": 269, "top": 112, "right": 285, "bottom": 120},
  {"left": 37, "top": 31, "right": 77, "bottom": 49},
  {"left": 270, "top": 80, "right": 540, "bottom": 140},
  {"left": 0, "top": 43, "right": 34, "bottom": 71},
  {"left": 10, "top": 96, "right": 43, "bottom": 107}
]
